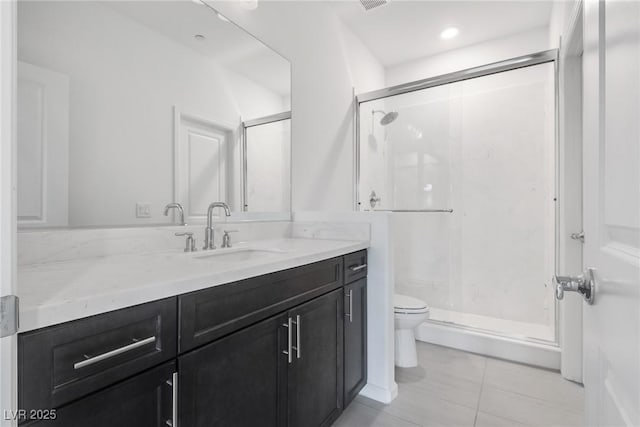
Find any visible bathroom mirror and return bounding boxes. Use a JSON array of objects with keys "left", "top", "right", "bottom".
[{"left": 16, "top": 0, "right": 291, "bottom": 229}]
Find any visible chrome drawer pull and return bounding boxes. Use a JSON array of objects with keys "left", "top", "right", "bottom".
[
  {"left": 346, "top": 290, "right": 353, "bottom": 323},
  {"left": 164, "top": 372, "right": 178, "bottom": 426},
  {"left": 282, "top": 318, "right": 292, "bottom": 364},
  {"left": 291, "top": 315, "right": 301, "bottom": 359},
  {"left": 73, "top": 335, "right": 156, "bottom": 370},
  {"left": 349, "top": 264, "right": 367, "bottom": 272}
]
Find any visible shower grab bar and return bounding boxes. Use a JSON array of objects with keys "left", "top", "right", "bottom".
[{"left": 365, "top": 209, "right": 453, "bottom": 213}]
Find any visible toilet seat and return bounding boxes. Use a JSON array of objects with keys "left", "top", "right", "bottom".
[{"left": 394, "top": 294, "right": 429, "bottom": 314}]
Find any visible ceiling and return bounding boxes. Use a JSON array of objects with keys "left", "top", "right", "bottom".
[
  {"left": 105, "top": 1, "right": 291, "bottom": 96},
  {"left": 329, "top": 0, "right": 554, "bottom": 67}
]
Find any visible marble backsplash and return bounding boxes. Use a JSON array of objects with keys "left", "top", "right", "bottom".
[
  {"left": 18, "top": 221, "right": 292, "bottom": 266},
  {"left": 18, "top": 220, "right": 372, "bottom": 266},
  {"left": 291, "top": 221, "right": 370, "bottom": 242}
]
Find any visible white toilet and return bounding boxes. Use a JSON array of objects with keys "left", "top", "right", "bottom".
[{"left": 394, "top": 294, "right": 430, "bottom": 368}]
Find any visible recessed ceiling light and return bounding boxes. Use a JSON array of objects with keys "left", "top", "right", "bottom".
[
  {"left": 194, "top": 34, "right": 206, "bottom": 41},
  {"left": 216, "top": 12, "right": 230, "bottom": 22},
  {"left": 440, "top": 27, "right": 459, "bottom": 40}
]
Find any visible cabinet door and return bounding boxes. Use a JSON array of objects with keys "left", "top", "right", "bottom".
[
  {"left": 179, "top": 313, "right": 289, "bottom": 427},
  {"left": 344, "top": 278, "right": 367, "bottom": 407},
  {"left": 288, "top": 289, "right": 344, "bottom": 427},
  {"left": 25, "top": 362, "right": 176, "bottom": 427}
]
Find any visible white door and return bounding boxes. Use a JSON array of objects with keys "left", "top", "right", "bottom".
[
  {"left": 0, "top": 1, "right": 17, "bottom": 425},
  {"left": 16, "top": 61, "right": 69, "bottom": 228},
  {"left": 174, "top": 111, "right": 228, "bottom": 224},
  {"left": 582, "top": 0, "right": 640, "bottom": 425},
  {"left": 559, "top": 3, "right": 585, "bottom": 384}
]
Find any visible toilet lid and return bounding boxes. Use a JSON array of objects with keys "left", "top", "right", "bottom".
[{"left": 394, "top": 294, "right": 428, "bottom": 312}]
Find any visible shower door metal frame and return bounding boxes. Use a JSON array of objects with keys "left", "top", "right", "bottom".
[
  {"left": 354, "top": 49, "right": 561, "bottom": 346},
  {"left": 241, "top": 111, "right": 291, "bottom": 212},
  {"left": 354, "top": 48, "right": 558, "bottom": 211}
]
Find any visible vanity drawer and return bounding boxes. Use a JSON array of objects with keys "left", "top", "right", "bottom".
[
  {"left": 179, "top": 256, "right": 343, "bottom": 352},
  {"left": 344, "top": 250, "right": 368, "bottom": 284},
  {"left": 19, "top": 297, "right": 177, "bottom": 413}
]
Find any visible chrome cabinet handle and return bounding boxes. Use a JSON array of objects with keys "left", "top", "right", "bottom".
[
  {"left": 346, "top": 290, "right": 353, "bottom": 322},
  {"left": 165, "top": 372, "right": 178, "bottom": 427},
  {"left": 74, "top": 335, "right": 156, "bottom": 370},
  {"left": 291, "top": 315, "right": 301, "bottom": 359},
  {"left": 282, "top": 317, "right": 292, "bottom": 363},
  {"left": 349, "top": 264, "right": 367, "bottom": 272}
]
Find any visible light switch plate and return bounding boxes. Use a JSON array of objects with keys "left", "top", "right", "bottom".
[{"left": 136, "top": 203, "right": 152, "bottom": 218}]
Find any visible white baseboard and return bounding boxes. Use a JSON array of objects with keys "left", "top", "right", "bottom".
[
  {"left": 358, "top": 381, "right": 398, "bottom": 404},
  {"left": 415, "top": 322, "right": 561, "bottom": 370}
]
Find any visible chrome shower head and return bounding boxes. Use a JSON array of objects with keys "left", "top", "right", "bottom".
[{"left": 372, "top": 110, "right": 399, "bottom": 126}]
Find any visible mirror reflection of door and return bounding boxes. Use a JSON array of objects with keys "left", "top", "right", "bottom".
[
  {"left": 243, "top": 115, "right": 291, "bottom": 213},
  {"left": 175, "top": 111, "right": 230, "bottom": 224},
  {"left": 17, "top": 61, "right": 69, "bottom": 228}
]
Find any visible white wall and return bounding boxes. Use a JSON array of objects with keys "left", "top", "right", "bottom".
[
  {"left": 209, "top": 1, "right": 385, "bottom": 212},
  {"left": 17, "top": 1, "right": 285, "bottom": 227},
  {"left": 548, "top": 0, "right": 580, "bottom": 49},
  {"left": 386, "top": 27, "right": 552, "bottom": 86},
  {"left": 293, "top": 211, "right": 397, "bottom": 404}
]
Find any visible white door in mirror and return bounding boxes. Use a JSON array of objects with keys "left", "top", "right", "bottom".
[
  {"left": 175, "top": 112, "right": 229, "bottom": 224},
  {"left": 17, "top": 61, "right": 69, "bottom": 227}
]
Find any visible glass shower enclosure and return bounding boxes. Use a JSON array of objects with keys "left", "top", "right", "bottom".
[{"left": 356, "top": 51, "right": 558, "bottom": 343}]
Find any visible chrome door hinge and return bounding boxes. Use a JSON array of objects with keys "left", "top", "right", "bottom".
[{"left": 0, "top": 295, "right": 19, "bottom": 337}]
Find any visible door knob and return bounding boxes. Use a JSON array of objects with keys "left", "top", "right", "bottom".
[
  {"left": 570, "top": 231, "right": 585, "bottom": 243},
  {"left": 369, "top": 190, "right": 381, "bottom": 209},
  {"left": 554, "top": 268, "right": 595, "bottom": 305}
]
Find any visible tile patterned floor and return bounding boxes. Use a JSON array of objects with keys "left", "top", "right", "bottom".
[{"left": 334, "top": 342, "right": 584, "bottom": 427}]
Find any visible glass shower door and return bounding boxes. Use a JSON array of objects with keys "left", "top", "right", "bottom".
[{"left": 358, "top": 62, "right": 557, "bottom": 343}]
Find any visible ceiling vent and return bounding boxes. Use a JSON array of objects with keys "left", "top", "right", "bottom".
[{"left": 359, "top": 0, "right": 387, "bottom": 11}]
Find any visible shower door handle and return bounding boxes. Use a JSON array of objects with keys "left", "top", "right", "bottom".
[{"left": 553, "top": 269, "right": 595, "bottom": 305}]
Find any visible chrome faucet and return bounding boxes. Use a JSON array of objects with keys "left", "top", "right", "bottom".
[
  {"left": 164, "top": 203, "right": 186, "bottom": 226},
  {"left": 203, "top": 202, "right": 231, "bottom": 250}
]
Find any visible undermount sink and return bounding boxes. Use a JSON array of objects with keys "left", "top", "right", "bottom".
[{"left": 193, "top": 248, "right": 282, "bottom": 263}]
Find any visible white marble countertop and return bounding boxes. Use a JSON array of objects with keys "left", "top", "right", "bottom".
[{"left": 18, "top": 238, "right": 369, "bottom": 332}]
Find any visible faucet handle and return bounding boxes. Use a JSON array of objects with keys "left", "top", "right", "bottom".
[
  {"left": 175, "top": 232, "right": 196, "bottom": 252},
  {"left": 221, "top": 230, "right": 238, "bottom": 248}
]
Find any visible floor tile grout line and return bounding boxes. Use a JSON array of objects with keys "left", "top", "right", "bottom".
[
  {"left": 479, "top": 384, "right": 585, "bottom": 416},
  {"left": 357, "top": 382, "right": 479, "bottom": 426},
  {"left": 350, "top": 401, "right": 421, "bottom": 427},
  {"left": 396, "top": 380, "right": 482, "bottom": 411},
  {"left": 473, "top": 356, "right": 488, "bottom": 427}
]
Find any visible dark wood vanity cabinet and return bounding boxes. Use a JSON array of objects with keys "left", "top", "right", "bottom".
[
  {"left": 179, "top": 313, "right": 289, "bottom": 427},
  {"left": 343, "top": 277, "right": 367, "bottom": 407},
  {"left": 18, "top": 298, "right": 177, "bottom": 424},
  {"left": 24, "top": 362, "right": 177, "bottom": 427},
  {"left": 179, "top": 288, "right": 344, "bottom": 427},
  {"left": 18, "top": 251, "right": 367, "bottom": 427},
  {"left": 287, "top": 289, "right": 344, "bottom": 427}
]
